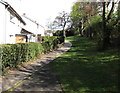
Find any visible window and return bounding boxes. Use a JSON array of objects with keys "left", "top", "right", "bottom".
[{"left": 10, "top": 14, "right": 15, "bottom": 24}]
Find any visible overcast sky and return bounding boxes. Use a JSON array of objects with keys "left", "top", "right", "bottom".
[{"left": 20, "top": 0, "right": 76, "bottom": 29}]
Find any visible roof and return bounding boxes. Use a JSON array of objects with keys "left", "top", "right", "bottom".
[
  {"left": 22, "top": 14, "right": 38, "bottom": 25},
  {"left": 0, "top": 0, "right": 26, "bottom": 25},
  {"left": 21, "top": 28, "right": 33, "bottom": 34},
  {"left": 22, "top": 14, "right": 45, "bottom": 29},
  {"left": 45, "top": 30, "right": 54, "bottom": 33},
  {"left": 15, "top": 34, "right": 26, "bottom": 36}
]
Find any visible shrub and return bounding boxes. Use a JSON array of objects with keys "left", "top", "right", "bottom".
[
  {"left": 53, "top": 30, "right": 63, "bottom": 36},
  {"left": 41, "top": 36, "right": 64, "bottom": 53},
  {"left": 57, "top": 36, "right": 65, "bottom": 44},
  {"left": 1, "top": 36, "right": 64, "bottom": 74},
  {"left": 1, "top": 42, "right": 43, "bottom": 73},
  {"left": 41, "top": 36, "right": 56, "bottom": 41}
]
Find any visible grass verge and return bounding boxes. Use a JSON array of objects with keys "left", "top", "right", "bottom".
[{"left": 49, "top": 36, "right": 120, "bottom": 93}]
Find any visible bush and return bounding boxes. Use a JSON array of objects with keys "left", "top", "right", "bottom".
[
  {"left": 53, "top": 30, "right": 63, "bottom": 36},
  {"left": 1, "top": 36, "right": 64, "bottom": 74},
  {"left": 1, "top": 43, "right": 43, "bottom": 73},
  {"left": 57, "top": 36, "right": 65, "bottom": 44},
  {"left": 41, "top": 36, "right": 57, "bottom": 41},
  {"left": 41, "top": 36, "right": 64, "bottom": 53}
]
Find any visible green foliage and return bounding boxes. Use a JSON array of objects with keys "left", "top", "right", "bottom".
[
  {"left": 1, "top": 43, "right": 43, "bottom": 73},
  {"left": 84, "top": 13, "right": 119, "bottom": 49},
  {"left": 70, "top": 2, "right": 83, "bottom": 35},
  {"left": 91, "top": 15, "right": 102, "bottom": 27},
  {"left": 41, "top": 36, "right": 57, "bottom": 41},
  {"left": 53, "top": 30, "right": 63, "bottom": 36},
  {"left": 57, "top": 36, "right": 65, "bottom": 44},
  {"left": 27, "top": 42, "right": 43, "bottom": 60},
  {"left": 1, "top": 36, "right": 64, "bottom": 74},
  {"left": 86, "top": 15, "right": 102, "bottom": 39},
  {"left": 65, "top": 29, "right": 75, "bottom": 37},
  {"left": 106, "top": 12, "right": 120, "bottom": 48},
  {"left": 41, "top": 36, "right": 65, "bottom": 53},
  {"left": 70, "top": 1, "right": 119, "bottom": 49},
  {"left": 53, "top": 29, "right": 75, "bottom": 37},
  {"left": 70, "top": 2, "right": 82, "bottom": 21}
]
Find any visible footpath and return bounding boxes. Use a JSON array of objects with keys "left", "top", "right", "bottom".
[{"left": 1, "top": 41, "right": 72, "bottom": 93}]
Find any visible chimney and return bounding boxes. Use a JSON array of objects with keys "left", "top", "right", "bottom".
[{"left": 23, "top": 13, "right": 26, "bottom": 16}]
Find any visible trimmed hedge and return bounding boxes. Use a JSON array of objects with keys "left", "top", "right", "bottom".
[
  {"left": 1, "top": 36, "right": 64, "bottom": 74},
  {"left": 53, "top": 30, "right": 63, "bottom": 36},
  {"left": 41, "top": 36, "right": 65, "bottom": 53}
]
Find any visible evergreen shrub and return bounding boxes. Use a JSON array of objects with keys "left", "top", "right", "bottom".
[{"left": 1, "top": 36, "right": 64, "bottom": 74}]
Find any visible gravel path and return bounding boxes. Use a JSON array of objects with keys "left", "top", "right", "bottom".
[{"left": 1, "top": 41, "right": 72, "bottom": 93}]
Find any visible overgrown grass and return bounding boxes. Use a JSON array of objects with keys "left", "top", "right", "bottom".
[{"left": 49, "top": 36, "right": 120, "bottom": 93}]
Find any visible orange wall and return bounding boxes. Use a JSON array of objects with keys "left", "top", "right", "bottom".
[{"left": 16, "top": 36, "right": 26, "bottom": 43}]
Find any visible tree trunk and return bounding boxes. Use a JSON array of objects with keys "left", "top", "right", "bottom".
[
  {"left": 81, "top": 18, "right": 84, "bottom": 36},
  {"left": 102, "top": 2, "right": 110, "bottom": 49},
  {"left": 106, "top": 2, "right": 114, "bottom": 22},
  {"left": 118, "top": 1, "right": 120, "bottom": 19},
  {"left": 63, "top": 21, "right": 66, "bottom": 38},
  {"left": 88, "top": 13, "right": 92, "bottom": 38},
  {"left": 89, "top": 26, "right": 93, "bottom": 38}
]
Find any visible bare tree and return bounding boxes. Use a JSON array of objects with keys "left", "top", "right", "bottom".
[
  {"left": 53, "top": 11, "right": 71, "bottom": 37},
  {"left": 46, "top": 17, "right": 54, "bottom": 30}
]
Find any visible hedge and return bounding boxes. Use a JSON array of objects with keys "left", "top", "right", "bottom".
[
  {"left": 0, "top": 36, "right": 64, "bottom": 74},
  {"left": 53, "top": 30, "right": 63, "bottom": 36}
]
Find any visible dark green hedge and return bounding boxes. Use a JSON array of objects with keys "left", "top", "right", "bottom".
[
  {"left": 1, "top": 36, "right": 64, "bottom": 74},
  {"left": 41, "top": 36, "right": 64, "bottom": 53},
  {"left": 41, "top": 36, "right": 57, "bottom": 41},
  {"left": 53, "top": 30, "right": 63, "bottom": 36}
]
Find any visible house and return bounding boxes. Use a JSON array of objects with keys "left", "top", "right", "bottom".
[
  {"left": 0, "top": 0, "right": 26, "bottom": 44},
  {"left": 20, "top": 28, "right": 36, "bottom": 42},
  {"left": 22, "top": 13, "right": 45, "bottom": 42},
  {"left": 44, "top": 30, "right": 54, "bottom": 36},
  {"left": 0, "top": 1, "right": 45, "bottom": 44}
]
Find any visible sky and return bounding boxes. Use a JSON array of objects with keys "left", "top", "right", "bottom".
[
  {"left": 20, "top": 0, "right": 76, "bottom": 29},
  {"left": 5, "top": 0, "right": 118, "bottom": 29}
]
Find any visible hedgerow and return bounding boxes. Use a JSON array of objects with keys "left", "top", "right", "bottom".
[{"left": 0, "top": 36, "right": 64, "bottom": 74}]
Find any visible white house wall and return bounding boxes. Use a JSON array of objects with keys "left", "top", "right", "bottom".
[
  {"left": 6, "top": 16, "right": 21, "bottom": 44},
  {"left": 22, "top": 16, "right": 45, "bottom": 42},
  {"left": 0, "top": 4, "right": 5, "bottom": 44},
  {"left": 5, "top": 0, "right": 45, "bottom": 36},
  {"left": 6, "top": 9, "right": 23, "bottom": 44},
  {"left": 0, "top": 3, "right": 23, "bottom": 44},
  {"left": 22, "top": 17, "right": 37, "bottom": 34},
  {"left": 0, "top": 0, "right": 45, "bottom": 44},
  {"left": 22, "top": 17, "right": 45, "bottom": 36},
  {"left": 38, "top": 26, "right": 45, "bottom": 36}
]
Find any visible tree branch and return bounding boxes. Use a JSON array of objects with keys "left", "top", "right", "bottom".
[{"left": 106, "top": 2, "right": 115, "bottom": 22}]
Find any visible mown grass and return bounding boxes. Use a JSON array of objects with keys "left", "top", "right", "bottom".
[{"left": 49, "top": 36, "right": 120, "bottom": 93}]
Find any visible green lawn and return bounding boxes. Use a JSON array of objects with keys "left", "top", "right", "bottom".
[{"left": 49, "top": 36, "right": 119, "bottom": 93}]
